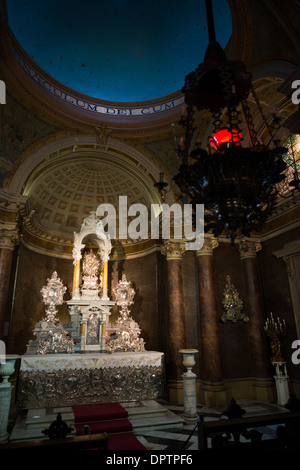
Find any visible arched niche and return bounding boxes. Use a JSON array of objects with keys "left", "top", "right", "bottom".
[{"left": 72, "top": 211, "right": 112, "bottom": 301}]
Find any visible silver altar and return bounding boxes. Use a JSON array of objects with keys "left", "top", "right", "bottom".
[{"left": 17, "top": 351, "right": 165, "bottom": 409}]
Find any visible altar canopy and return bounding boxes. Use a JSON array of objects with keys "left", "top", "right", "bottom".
[
  {"left": 66, "top": 211, "right": 146, "bottom": 353},
  {"left": 67, "top": 211, "right": 115, "bottom": 352}
]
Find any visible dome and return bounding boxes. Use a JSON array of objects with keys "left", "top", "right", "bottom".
[{"left": 6, "top": 0, "right": 232, "bottom": 102}]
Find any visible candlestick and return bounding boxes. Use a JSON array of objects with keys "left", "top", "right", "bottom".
[{"left": 264, "top": 312, "right": 286, "bottom": 362}]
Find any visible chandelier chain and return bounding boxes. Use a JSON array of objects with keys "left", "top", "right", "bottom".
[
  {"left": 241, "top": 99, "right": 261, "bottom": 149},
  {"left": 250, "top": 84, "right": 278, "bottom": 146}
]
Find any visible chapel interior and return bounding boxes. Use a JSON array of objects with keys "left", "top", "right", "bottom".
[{"left": 0, "top": 0, "right": 300, "bottom": 452}]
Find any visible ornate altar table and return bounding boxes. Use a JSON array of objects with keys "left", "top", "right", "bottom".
[{"left": 17, "top": 351, "right": 164, "bottom": 409}]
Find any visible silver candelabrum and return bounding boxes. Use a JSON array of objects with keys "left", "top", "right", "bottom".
[
  {"left": 37, "top": 271, "right": 75, "bottom": 354},
  {"left": 41, "top": 271, "right": 67, "bottom": 321},
  {"left": 114, "top": 274, "right": 135, "bottom": 320},
  {"left": 107, "top": 274, "right": 145, "bottom": 352}
]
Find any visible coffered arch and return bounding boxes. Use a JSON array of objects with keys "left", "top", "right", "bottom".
[
  {"left": 8, "top": 134, "right": 172, "bottom": 239},
  {"left": 8, "top": 134, "right": 168, "bottom": 194}
]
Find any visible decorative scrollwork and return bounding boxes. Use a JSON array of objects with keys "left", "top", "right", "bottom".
[
  {"left": 114, "top": 274, "right": 135, "bottom": 309},
  {"left": 108, "top": 275, "right": 145, "bottom": 352},
  {"left": 17, "top": 365, "right": 164, "bottom": 409},
  {"left": 221, "top": 275, "right": 249, "bottom": 323},
  {"left": 28, "top": 272, "right": 75, "bottom": 355},
  {"left": 81, "top": 250, "right": 101, "bottom": 291},
  {"left": 41, "top": 271, "right": 66, "bottom": 312}
]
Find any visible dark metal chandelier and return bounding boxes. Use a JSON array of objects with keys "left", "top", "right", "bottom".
[{"left": 172, "top": 0, "right": 287, "bottom": 242}]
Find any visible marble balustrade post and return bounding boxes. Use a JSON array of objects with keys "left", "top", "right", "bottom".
[
  {"left": 0, "top": 229, "right": 19, "bottom": 339},
  {"left": 197, "top": 236, "right": 227, "bottom": 406},
  {"left": 239, "top": 239, "right": 273, "bottom": 400},
  {"left": 0, "top": 355, "right": 20, "bottom": 441},
  {"left": 161, "top": 240, "right": 186, "bottom": 385},
  {"left": 180, "top": 349, "right": 199, "bottom": 424}
]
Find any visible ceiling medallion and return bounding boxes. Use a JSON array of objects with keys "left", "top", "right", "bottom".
[{"left": 172, "top": 0, "right": 287, "bottom": 243}]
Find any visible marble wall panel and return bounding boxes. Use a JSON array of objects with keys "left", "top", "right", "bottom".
[
  {"left": 213, "top": 242, "right": 253, "bottom": 380},
  {"left": 259, "top": 227, "right": 300, "bottom": 381}
]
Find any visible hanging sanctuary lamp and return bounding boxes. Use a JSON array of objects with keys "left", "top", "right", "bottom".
[{"left": 172, "top": 0, "right": 287, "bottom": 242}]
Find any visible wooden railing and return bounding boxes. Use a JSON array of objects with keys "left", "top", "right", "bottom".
[
  {"left": 0, "top": 433, "right": 108, "bottom": 451},
  {"left": 197, "top": 411, "right": 300, "bottom": 451}
]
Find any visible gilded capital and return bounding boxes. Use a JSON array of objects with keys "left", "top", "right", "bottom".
[
  {"left": 196, "top": 236, "right": 218, "bottom": 256},
  {"left": 239, "top": 239, "right": 262, "bottom": 259},
  {"left": 161, "top": 240, "right": 185, "bottom": 260},
  {"left": 0, "top": 227, "right": 19, "bottom": 250}
]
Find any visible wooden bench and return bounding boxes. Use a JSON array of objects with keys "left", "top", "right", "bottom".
[
  {"left": 0, "top": 433, "right": 108, "bottom": 451},
  {"left": 197, "top": 411, "right": 300, "bottom": 451}
]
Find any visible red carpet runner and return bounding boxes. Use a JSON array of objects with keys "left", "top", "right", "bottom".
[{"left": 72, "top": 403, "right": 146, "bottom": 450}]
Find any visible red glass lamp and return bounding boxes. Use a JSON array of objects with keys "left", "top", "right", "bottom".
[{"left": 209, "top": 128, "right": 242, "bottom": 152}]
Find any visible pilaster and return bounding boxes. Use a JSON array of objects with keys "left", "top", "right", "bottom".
[{"left": 0, "top": 227, "right": 19, "bottom": 339}]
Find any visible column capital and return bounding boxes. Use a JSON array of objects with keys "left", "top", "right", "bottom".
[
  {"left": 0, "top": 227, "right": 19, "bottom": 250},
  {"left": 161, "top": 240, "right": 185, "bottom": 260},
  {"left": 196, "top": 235, "right": 218, "bottom": 256},
  {"left": 100, "top": 246, "right": 111, "bottom": 263},
  {"left": 239, "top": 238, "right": 262, "bottom": 259}
]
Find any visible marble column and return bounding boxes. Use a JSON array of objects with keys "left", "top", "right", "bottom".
[
  {"left": 239, "top": 238, "right": 273, "bottom": 401},
  {"left": 72, "top": 258, "right": 81, "bottom": 299},
  {"left": 197, "top": 236, "right": 227, "bottom": 405},
  {"left": 161, "top": 240, "right": 186, "bottom": 386},
  {"left": 101, "top": 259, "right": 109, "bottom": 300},
  {"left": 72, "top": 236, "right": 84, "bottom": 300},
  {"left": 0, "top": 229, "right": 18, "bottom": 339}
]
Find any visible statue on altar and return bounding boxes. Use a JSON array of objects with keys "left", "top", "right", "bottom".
[{"left": 81, "top": 250, "right": 102, "bottom": 296}]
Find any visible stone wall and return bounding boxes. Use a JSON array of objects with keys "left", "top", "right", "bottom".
[
  {"left": 259, "top": 227, "right": 300, "bottom": 381},
  {"left": 6, "top": 229, "right": 299, "bottom": 388}
]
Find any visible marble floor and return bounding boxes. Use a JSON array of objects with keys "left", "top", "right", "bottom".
[
  {"left": 6, "top": 398, "right": 288, "bottom": 452},
  {"left": 134, "top": 399, "right": 287, "bottom": 451}
]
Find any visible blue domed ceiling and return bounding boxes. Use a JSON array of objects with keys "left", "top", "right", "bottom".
[{"left": 6, "top": 0, "right": 232, "bottom": 103}]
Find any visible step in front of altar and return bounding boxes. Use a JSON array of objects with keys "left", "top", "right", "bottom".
[
  {"left": 122, "top": 400, "right": 185, "bottom": 431},
  {"left": 9, "top": 400, "right": 184, "bottom": 442}
]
